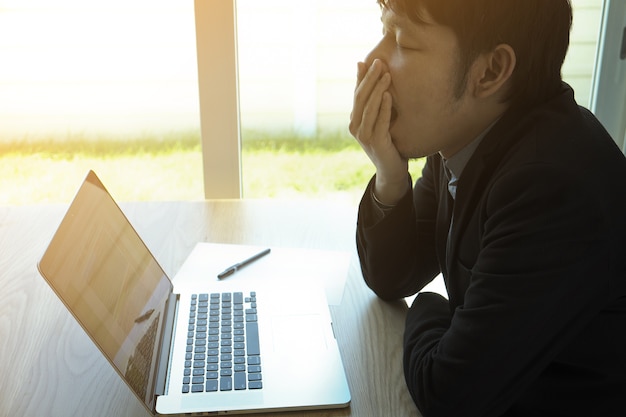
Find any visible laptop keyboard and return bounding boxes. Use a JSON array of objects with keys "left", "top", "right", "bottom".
[{"left": 182, "top": 292, "right": 262, "bottom": 394}]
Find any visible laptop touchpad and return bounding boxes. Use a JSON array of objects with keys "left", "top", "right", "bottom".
[{"left": 271, "top": 315, "right": 329, "bottom": 353}]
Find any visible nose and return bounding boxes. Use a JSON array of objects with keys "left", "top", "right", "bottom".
[{"left": 364, "top": 37, "right": 391, "bottom": 72}]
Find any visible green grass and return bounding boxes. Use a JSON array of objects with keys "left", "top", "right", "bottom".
[{"left": 0, "top": 130, "right": 425, "bottom": 205}]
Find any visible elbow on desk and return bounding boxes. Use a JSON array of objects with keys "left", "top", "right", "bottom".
[{"left": 362, "top": 272, "right": 411, "bottom": 301}]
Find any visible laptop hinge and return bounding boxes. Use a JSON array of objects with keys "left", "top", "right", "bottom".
[{"left": 155, "top": 292, "right": 179, "bottom": 397}]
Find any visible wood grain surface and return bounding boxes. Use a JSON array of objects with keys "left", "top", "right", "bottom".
[{"left": 0, "top": 200, "right": 421, "bottom": 417}]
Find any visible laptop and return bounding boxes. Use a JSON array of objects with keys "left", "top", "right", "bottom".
[{"left": 37, "top": 170, "right": 351, "bottom": 415}]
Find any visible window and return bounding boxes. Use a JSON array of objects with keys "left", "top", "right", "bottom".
[{"left": 0, "top": 0, "right": 609, "bottom": 204}]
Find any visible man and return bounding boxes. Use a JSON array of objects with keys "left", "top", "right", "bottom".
[{"left": 349, "top": 0, "right": 626, "bottom": 416}]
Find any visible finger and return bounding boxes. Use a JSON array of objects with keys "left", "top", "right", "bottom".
[
  {"left": 350, "top": 62, "right": 386, "bottom": 137},
  {"left": 356, "top": 61, "right": 367, "bottom": 87},
  {"left": 349, "top": 59, "right": 390, "bottom": 140},
  {"left": 349, "top": 62, "right": 367, "bottom": 132},
  {"left": 356, "top": 59, "right": 383, "bottom": 100},
  {"left": 359, "top": 72, "right": 391, "bottom": 142},
  {"left": 373, "top": 90, "right": 393, "bottom": 140}
]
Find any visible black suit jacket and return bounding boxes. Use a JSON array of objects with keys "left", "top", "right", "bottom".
[{"left": 356, "top": 84, "right": 626, "bottom": 417}]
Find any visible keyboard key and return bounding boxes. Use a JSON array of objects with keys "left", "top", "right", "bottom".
[
  {"left": 192, "top": 384, "right": 204, "bottom": 393},
  {"left": 220, "top": 377, "right": 233, "bottom": 391},
  {"left": 234, "top": 372, "right": 246, "bottom": 390},
  {"left": 233, "top": 292, "right": 243, "bottom": 304},
  {"left": 249, "top": 381, "right": 263, "bottom": 390},
  {"left": 248, "top": 373, "right": 262, "bottom": 381},
  {"left": 246, "top": 322, "right": 260, "bottom": 355},
  {"left": 206, "top": 380, "right": 218, "bottom": 392}
]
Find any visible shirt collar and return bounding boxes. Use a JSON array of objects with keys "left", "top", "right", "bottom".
[{"left": 442, "top": 119, "right": 498, "bottom": 181}]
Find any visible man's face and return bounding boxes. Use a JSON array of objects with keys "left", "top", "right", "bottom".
[{"left": 364, "top": 7, "right": 478, "bottom": 158}]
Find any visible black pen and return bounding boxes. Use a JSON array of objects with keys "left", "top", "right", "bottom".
[{"left": 217, "top": 248, "right": 271, "bottom": 279}]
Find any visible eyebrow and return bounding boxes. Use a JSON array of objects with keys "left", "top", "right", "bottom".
[
  {"left": 381, "top": 9, "right": 430, "bottom": 37},
  {"left": 381, "top": 5, "right": 432, "bottom": 30}
]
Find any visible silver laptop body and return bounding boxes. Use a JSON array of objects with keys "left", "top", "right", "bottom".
[{"left": 38, "top": 170, "right": 351, "bottom": 415}]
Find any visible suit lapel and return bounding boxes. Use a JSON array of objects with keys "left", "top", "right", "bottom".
[{"left": 444, "top": 104, "right": 535, "bottom": 274}]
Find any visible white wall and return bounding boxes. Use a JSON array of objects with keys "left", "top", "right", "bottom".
[{"left": 0, "top": 0, "right": 603, "bottom": 140}]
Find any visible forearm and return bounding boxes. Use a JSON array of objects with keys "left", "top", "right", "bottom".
[{"left": 356, "top": 177, "right": 440, "bottom": 300}]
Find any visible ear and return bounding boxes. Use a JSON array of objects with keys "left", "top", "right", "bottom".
[{"left": 470, "top": 44, "right": 516, "bottom": 99}]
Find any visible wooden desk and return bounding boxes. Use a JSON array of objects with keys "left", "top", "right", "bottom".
[{"left": 0, "top": 200, "right": 420, "bottom": 417}]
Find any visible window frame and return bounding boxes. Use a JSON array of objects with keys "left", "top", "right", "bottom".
[{"left": 195, "top": 0, "right": 242, "bottom": 198}]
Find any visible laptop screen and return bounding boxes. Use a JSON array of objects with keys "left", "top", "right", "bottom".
[{"left": 38, "top": 171, "right": 172, "bottom": 411}]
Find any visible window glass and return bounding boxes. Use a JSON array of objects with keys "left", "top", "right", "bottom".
[
  {"left": 0, "top": 0, "right": 603, "bottom": 204},
  {"left": 0, "top": 0, "right": 203, "bottom": 203}
]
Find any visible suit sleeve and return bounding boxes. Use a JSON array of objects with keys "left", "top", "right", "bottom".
[
  {"left": 402, "top": 162, "right": 617, "bottom": 417},
  {"left": 356, "top": 159, "right": 441, "bottom": 301}
]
